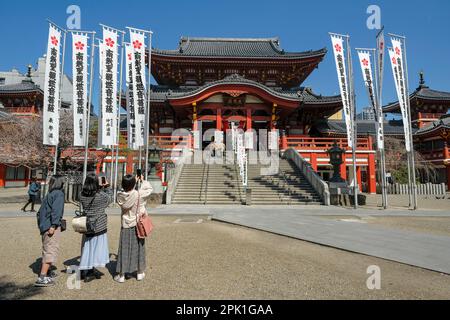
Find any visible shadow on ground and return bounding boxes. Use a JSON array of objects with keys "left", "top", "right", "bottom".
[{"left": 0, "top": 276, "right": 42, "bottom": 300}]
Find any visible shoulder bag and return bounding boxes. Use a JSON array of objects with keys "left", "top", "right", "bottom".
[{"left": 135, "top": 190, "right": 153, "bottom": 239}]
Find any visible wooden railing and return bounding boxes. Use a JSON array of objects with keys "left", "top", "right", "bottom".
[
  {"left": 149, "top": 135, "right": 192, "bottom": 149},
  {"left": 418, "top": 147, "right": 449, "bottom": 161},
  {"left": 417, "top": 112, "right": 444, "bottom": 120},
  {"left": 283, "top": 136, "right": 372, "bottom": 151},
  {"left": 8, "top": 106, "right": 36, "bottom": 114}
]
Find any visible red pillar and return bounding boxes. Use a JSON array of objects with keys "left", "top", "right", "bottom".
[
  {"left": 192, "top": 102, "right": 198, "bottom": 131},
  {"left": 310, "top": 153, "right": 318, "bottom": 172},
  {"left": 96, "top": 161, "right": 102, "bottom": 175},
  {"left": 281, "top": 135, "right": 288, "bottom": 151},
  {"left": 126, "top": 152, "right": 134, "bottom": 174},
  {"left": 216, "top": 108, "right": 222, "bottom": 131},
  {"left": 367, "top": 153, "right": 376, "bottom": 194},
  {"left": 446, "top": 165, "right": 450, "bottom": 191},
  {"left": 340, "top": 153, "right": 347, "bottom": 180},
  {"left": 357, "top": 166, "right": 362, "bottom": 192},
  {"left": 246, "top": 107, "right": 252, "bottom": 131},
  {"left": 0, "top": 164, "right": 5, "bottom": 188}
]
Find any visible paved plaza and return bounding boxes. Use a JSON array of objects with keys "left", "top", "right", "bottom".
[
  {"left": 0, "top": 214, "right": 450, "bottom": 300},
  {"left": 0, "top": 195, "right": 449, "bottom": 299}
]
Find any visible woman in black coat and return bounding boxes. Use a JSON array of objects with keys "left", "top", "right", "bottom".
[{"left": 78, "top": 173, "right": 112, "bottom": 282}]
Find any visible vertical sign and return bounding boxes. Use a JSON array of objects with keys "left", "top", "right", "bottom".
[
  {"left": 43, "top": 24, "right": 62, "bottom": 146},
  {"left": 125, "top": 44, "right": 138, "bottom": 150},
  {"left": 129, "top": 29, "right": 147, "bottom": 147},
  {"left": 330, "top": 34, "right": 354, "bottom": 148},
  {"left": 388, "top": 40, "right": 411, "bottom": 152},
  {"left": 72, "top": 33, "right": 88, "bottom": 146},
  {"left": 100, "top": 27, "right": 118, "bottom": 146},
  {"left": 357, "top": 50, "right": 384, "bottom": 149},
  {"left": 376, "top": 29, "right": 385, "bottom": 95}
]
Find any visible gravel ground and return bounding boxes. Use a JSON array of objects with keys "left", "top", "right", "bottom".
[{"left": 0, "top": 216, "right": 449, "bottom": 300}]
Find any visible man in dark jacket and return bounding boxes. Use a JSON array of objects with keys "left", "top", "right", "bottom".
[
  {"left": 21, "top": 177, "right": 41, "bottom": 212},
  {"left": 35, "top": 175, "right": 65, "bottom": 287}
]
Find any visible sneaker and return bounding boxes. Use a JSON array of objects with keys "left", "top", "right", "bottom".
[
  {"left": 34, "top": 276, "right": 55, "bottom": 287},
  {"left": 47, "top": 270, "right": 58, "bottom": 278},
  {"left": 137, "top": 272, "right": 145, "bottom": 281},
  {"left": 114, "top": 274, "right": 125, "bottom": 283}
]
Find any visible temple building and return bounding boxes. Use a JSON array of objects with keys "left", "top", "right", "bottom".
[{"left": 1, "top": 37, "right": 449, "bottom": 198}]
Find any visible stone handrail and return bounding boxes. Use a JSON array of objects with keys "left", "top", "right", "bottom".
[
  {"left": 284, "top": 148, "right": 330, "bottom": 206},
  {"left": 165, "top": 150, "right": 192, "bottom": 204}
]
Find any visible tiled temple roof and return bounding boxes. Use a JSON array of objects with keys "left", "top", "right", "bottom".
[
  {"left": 415, "top": 114, "right": 450, "bottom": 135},
  {"left": 314, "top": 119, "right": 412, "bottom": 136},
  {"left": 0, "top": 79, "right": 42, "bottom": 94},
  {"left": 152, "top": 37, "right": 327, "bottom": 59},
  {"left": 383, "top": 77, "right": 450, "bottom": 113}
]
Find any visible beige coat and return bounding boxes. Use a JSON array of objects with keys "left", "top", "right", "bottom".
[{"left": 117, "top": 180, "right": 153, "bottom": 228}]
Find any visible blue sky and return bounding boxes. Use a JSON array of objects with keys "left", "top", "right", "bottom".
[{"left": 1, "top": 0, "right": 449, "bottom": 115}]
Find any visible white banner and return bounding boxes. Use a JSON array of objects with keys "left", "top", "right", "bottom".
[
  {"left": 330, "top": 34, "right": 354, "bottom": 148},
  {"left": 71, "top": 33, "right": 88, "bottom": 146},
  {"left": 388, "top": 39, "right": 411, "bottom": 152},
  {"left": 43, "top": 24, "right": 62, "bottom": 146},
  {"left": 357, "top": 50, "right": 384, "bottom": 150},
  {"left": 100, "top": 27, "right": 118, "bottom": 146},
  {"left": 125, "top": 44, "right": 138, "bottom": 150},
  {"left": 376, "top": 30, "right": 385, "bottom": 95},
  {"left": 129, "top": 29, "right": 147, "bottom": 147}
]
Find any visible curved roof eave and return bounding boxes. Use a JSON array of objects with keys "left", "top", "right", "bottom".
[{"left": 167, "top": 74, "right": 301, "bottom": 105}]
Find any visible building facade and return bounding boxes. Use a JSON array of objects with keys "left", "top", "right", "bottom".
[{"left": 1, "top": 38, "right": 449, "bottom": 194}]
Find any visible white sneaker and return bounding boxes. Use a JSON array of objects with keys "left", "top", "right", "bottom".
[
  {"left": 137, "top": 272, "right": 145, "bottom": 281},
  {"left": 114, "top": 274, "right": 125, "bottom": 283}
]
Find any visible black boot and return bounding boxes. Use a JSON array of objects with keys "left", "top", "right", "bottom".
[{"left": 83, "top": 269, "right": 96, "bottom": 283}]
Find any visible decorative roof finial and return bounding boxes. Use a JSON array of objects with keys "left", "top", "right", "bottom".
[
  {"left": 22, "top": 64, "right": 34, "bottom": 84},
  {"left": 419, "top": 71, "right": 425, "bottom": 86}
]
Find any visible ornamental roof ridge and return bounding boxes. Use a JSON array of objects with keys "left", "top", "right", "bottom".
[
  {"left": 180, "top": 36, "right": 280, "bottom": 42},
  {"left": 152, "top": 36, "right": 327, "bottom": 58}
]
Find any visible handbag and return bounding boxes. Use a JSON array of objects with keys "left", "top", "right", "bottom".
[
  {"left": 135, "top": 190, "right": 153, "bottom": 239},
  {"left": 72, "top": 196, "right": 95, "bottom": 234}
]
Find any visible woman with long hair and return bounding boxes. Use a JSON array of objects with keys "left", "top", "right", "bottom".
[
  {"left": 35, "top": 175, "right": 65, "bottom": 287},
  {"left": 78, "top": 173, "right": 112, "bottom": 282},
  {"left": 115, "top": 174, "right": 153, "bottom": 283}
]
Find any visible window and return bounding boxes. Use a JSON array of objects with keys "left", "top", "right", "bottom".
[
  {"left": 0, "top": 78, "right": 5, "bottom": 85},
  {"left": 5, "top": 166, "right": 27, "bottom": 180}
]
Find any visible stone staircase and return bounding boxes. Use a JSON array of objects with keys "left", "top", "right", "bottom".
[
  {"left": 171, "top": 158, "right": 323, "bottom": 205},
  {"left": 171, "top": 164, "right": 245, "bottom": 204},
  {"left": 248, "top": 159, "right": 322, "bottom": 205}
]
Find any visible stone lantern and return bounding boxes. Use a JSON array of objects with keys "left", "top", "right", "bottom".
[
  {"left": 147, "top": 138, "right": 162, "bottom": 180},
  {"left": 327, "top": 141, "right": 345, "bottom": 183}
]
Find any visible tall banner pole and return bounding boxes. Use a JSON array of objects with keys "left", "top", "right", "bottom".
[
  {"left": 376, "top": 28, "right": 388, "bottom": 209},
  {"left": 81, "top": 31, "right": 96, "bottom": 183},
  {"left": 389, "top": 34, "right": 416, "bottom": 209},
  {"left": 45, "top": 21, "right": 67, "bottom": 175},
  {"left": 144, "top": 32, "right": 153, "bottom": 180},
  {"left": 113, "top": 31, "right": 126, "bottom": 204},
  {"left": 127, "top": 27, "right": 153, "bottom": 180},
  {"left": 346, "top": 36, "right": 358, "bottom": 209},
  {"left": 57, "top": 28, "right": 67, "bottom": 175},
  {"left": 401, "top": 36, "right": 418, "bottom": 210},
  {"left": 139, "top": 147, "right": 142, "bottom": 170}
]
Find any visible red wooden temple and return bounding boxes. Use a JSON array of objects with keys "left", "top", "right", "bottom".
[{"left": 1, "top": 38, "right": 449, "bottom": 192}]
